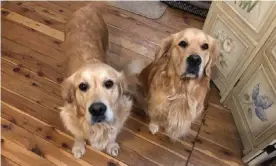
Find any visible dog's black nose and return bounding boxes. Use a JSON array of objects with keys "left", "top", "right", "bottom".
[
  {"left": 187, "top": 54, "right": 202, "bottom": 66},
  {"left": 89, "top": 102, "right": 106, "bottom": 116}
]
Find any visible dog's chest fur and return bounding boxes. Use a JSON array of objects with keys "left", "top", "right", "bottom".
[
  {"left": 151, "top": 79, "right": 200, "bottom": 117},
  {"left": 147, "top": 65, "right": 209, "bottom": 139}
]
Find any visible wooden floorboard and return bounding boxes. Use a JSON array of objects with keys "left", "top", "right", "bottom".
[
  {"left": 2, "top": 137, "right": 56, "bottom": 166},
  {"left": 1, "top": 37, "right": 64, "bottom": 83},
  {"left": 2, "top": 118, "right": 90, "bottom": 166},
  {"left": 1, "top": 155, "right": 20, "bottom": 166},
  {"left": 2, "top": 59, "right": 61, "bottom": 97},
  {"left": 1, "top": 1, "right": 244, "bottom": 166},
  {"left": 200, "top": 107, "right": 243, "bottom": 156}
]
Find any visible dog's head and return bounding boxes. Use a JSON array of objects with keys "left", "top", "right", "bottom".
[
  {"left": 155, "top": 28, "right": 220, "bottom": 79},
  {"left": 61, "top": 63, "right": 128, "bottom": 124}
]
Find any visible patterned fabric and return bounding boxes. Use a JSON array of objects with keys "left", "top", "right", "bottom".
[{"left": 161, "top": 1, "right": 211, "bottom": 18}]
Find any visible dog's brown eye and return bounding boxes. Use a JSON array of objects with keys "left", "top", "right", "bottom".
[
  {"left": 178, "top": 41, "right": 188, "bottom": 48},
  {"left": 201, "top": 43, "right": 209, "bottom": 50},
  {"left": 79, "top": 82, "right": 89, "bottom": 92},
  {"left": 104, "top": 80, "right": 114, "bottom": 89}
]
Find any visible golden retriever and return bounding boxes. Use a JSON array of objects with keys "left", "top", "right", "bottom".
[
  {"left": 59, "top": 4, "right": 132, "bottom": 158},
  {"left": 127, "top": 28, "right": 220, "bottom": 140}
]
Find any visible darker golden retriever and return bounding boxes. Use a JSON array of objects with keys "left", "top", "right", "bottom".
[{"left": 127, "top": 28, "right": 220, "bottom": 140}]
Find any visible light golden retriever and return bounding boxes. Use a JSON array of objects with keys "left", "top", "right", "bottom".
[
  {"left": 127, "top": 28, "right": 220, "bottom": 140},
  {"left": 60, "top": 4, "right": 132, "bottom": 158}
]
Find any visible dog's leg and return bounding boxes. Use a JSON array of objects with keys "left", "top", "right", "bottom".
[
  {"left": 72, "top": 137, "right": 86, "bottom": 159},
  {"left": 106, "top": 141, "right": 120, "bottom": 157},
  {"left": 149, "top": 121, "right": 159, "bottom": 135}
]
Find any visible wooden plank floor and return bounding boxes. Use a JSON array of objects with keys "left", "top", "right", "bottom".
[{"left": 1, "top": 2, "right": 244, "bottom": 166}]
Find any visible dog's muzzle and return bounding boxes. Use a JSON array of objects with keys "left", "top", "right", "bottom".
[
  {"left": 184, "top": 54, "right": 202, "bottom": 78},
  {"left": 89, "top": 102, "right": 107, "bottom": 123}
]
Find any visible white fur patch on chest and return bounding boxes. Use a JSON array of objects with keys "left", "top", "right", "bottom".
[
  {"left": 188, "top": 99, "right": 198, "bottom": 119},
  {"left": 187, "top": 81, "right": 199, "bottom": 119}
]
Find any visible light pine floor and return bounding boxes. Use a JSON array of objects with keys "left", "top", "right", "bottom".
[{"left": 1, "top": 2, "right": 244, "bottom": 166}]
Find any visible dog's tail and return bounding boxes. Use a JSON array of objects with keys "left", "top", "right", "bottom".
[
  {"left": 123, "top": 59, "right": 150, "bottom": 111},
  {"left": 123, "top": 59, "right": 151, "bottom": 76}
]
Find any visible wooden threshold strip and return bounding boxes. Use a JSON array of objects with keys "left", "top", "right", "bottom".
[{"left": 1, "top": 8, "right": 64, "bottom": 41}]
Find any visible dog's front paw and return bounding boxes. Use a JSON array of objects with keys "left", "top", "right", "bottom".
[
  {"left": 106, "top": 142, "right": 120, "bottom": 157},
  {"left": 149, "top": 123, "right": 159, "bottom": 135},
  {"left": 72, "top": 142, "right": 86, "bottom": 159}
]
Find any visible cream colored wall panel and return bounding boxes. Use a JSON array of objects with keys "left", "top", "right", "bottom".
[
  {"left": 264, "top": 28, "right": 276, "bottom": 74},
  {"left": 205, "top": 1, "right": 276, "bottom": 162},
  {"left": 272, "top": 45, "right": 276, "bottom": 59},
  {"left": 210, "top": 19, "right": 247, "bottom": 77},
  {"left": 219, "top": 1, "right": 276, "bottom": 43},
  {"left": 203, "top": 4, "right": 255, "bottom": 99},
  {"left": 273, "top": 47, "right": 276, "bottom": 59},
  {"left": 236, "top": 65, "right": 276, "bottom": 142},
  {"left": 226, "top": 55, "right": 276, "bottom": 155}
]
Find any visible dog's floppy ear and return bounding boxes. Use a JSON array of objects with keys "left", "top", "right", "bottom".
[
  {"left": 205, "top": 38, "right": 220, "bottom": 78},
  {"left": 155, "top": 35, "right": 174, "bottom": 60},
  {"left": 61, "top": 77, "right": 75, "bottom": 103}
]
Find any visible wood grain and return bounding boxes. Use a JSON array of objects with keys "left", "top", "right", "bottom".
[
  {"left": 1, "top": 59, "right": 61, "bottom": 98},
  {"left": 1, "top": 37, "right": 64, "bottom": 83},
  {"left": 199, "top": 106, "right": 243, "bottom": 156},
  {"left": 1, "top": 137, "right": 56, "bottom": 166},
  {"left": 2, "top": 19, "right": 64, "bottom": 62},
  {"left": 1, "top": 71, "right": 62, "bottom": 112},
  {"left": 1, "top": 155, "right": 20, "bottom": 166},
  {"left": 2, "top": 1, "right": 66, "bottom": 31},
  {"left": 108, "top": 25, "right": 157, "bottom": 59},
  {"left": 2, "top": 1, "right": 154, "bottom": 65},
  {"left": 207, "top": 87, "right": 226, "bottom": 110},
  {"left": 51, "top": 1, "right": 86, "bottom": 11},
  {"left": 3, "top": 2, "right": 158, "bottom": 58},
  {"left": 191, "top": 137, "right": 244, "bottom": 166},
  {"left": 1, "top": 87, "right": 63, "bottom": 129},
  {"left": 189, "top": 149, "right": 228, "bottom": 166},
  {"left": 118, "top": 130, "right": 187, "bottom": 166},
  {"left": 2, "top": 118, "right": 90, "bottom": 166},
  {"left": 157, "top": 8, "right": 204, "bottom": 30},
  {"left": 1, "top": 8, "right": 64, "bottom": 41}
]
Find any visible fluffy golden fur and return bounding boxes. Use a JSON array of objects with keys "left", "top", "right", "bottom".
[
  {"left": 128, "top": 28, "right": 220, "bottom": 140},
  {"left": 60, "top": 4, "right": 132, "bottom": 158}
]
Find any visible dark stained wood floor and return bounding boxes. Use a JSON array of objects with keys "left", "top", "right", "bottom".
[{"left": 1, "top": 2, "right": 244, "bottom": 166}]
